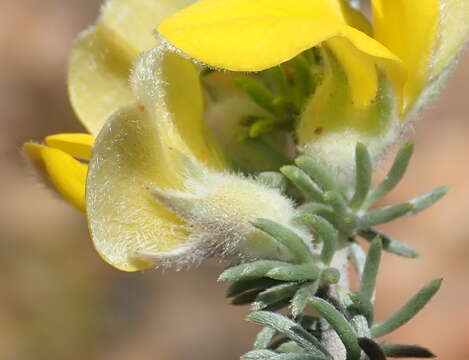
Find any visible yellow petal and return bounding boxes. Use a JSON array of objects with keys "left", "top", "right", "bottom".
[
  {"left": 45, "top": 133, "right": 95, "bottom": 160},
  {"left": 431, "top": 0, "right": 469, "bottom": 78},
  {"left": 68, "top": 24, "right": 136, "bottom": 135},
  {"left": 68, "top": 0, "right": 195, "bottom": 134},
  {"left": 86, "top": 103, "right": 188, "bottom": 272},
  {"left": 339, "top": 1, "right": 372, "bottom": 36},
  {"left": 372, "top": 0, "right": 469, "bottom": 111},
  {"left": 24, "top": 143, "right": 87, "bottom": 212},
  {"left": 158, "top": 0, "right": 405, "bottom": 107},
  {"left": 297, "top": 48, "right": 396, "bottom": 147},
  {"left": 326, "top": 37, "right": 377, "bottom": 108},
  {"left": 131, "top": 46, "right": 224, "bottom": 170},
  {"left": 101, "top": 0, "right": 195, "bottom": 52},
  {"left": 297, "top": 48, "right": 401, "bottom": 182}
]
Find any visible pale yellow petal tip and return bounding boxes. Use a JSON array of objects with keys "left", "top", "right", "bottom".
[
  {"left": 68, "top": 24, "right": 135, "bottom": 135},
  {"left": 97, "top": 251, "right": 157, "bottom": 272},
  {"left": 23, "top": 142, "right": 87, "bottom": 213}
]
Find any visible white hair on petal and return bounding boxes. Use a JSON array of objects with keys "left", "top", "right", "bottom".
[{"left": 144, "top": 167, "right": 312, "bottom": 269}]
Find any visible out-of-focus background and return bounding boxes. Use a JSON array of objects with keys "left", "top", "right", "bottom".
[{"left": 0, "top": 1, "right": 468, "bottom": 359}]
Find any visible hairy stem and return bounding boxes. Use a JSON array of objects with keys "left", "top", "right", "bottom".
[{"left": 322, "top": 246, "right": 350, "bottom": 360}]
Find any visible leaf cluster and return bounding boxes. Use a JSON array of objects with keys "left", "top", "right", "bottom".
[{"left": 221, "top": 143, "right": 445, "bottom": 359}]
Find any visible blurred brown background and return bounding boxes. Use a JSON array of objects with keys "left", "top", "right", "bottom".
[{"left": 0, "top": 1, "right": 468, "bottom": 359}]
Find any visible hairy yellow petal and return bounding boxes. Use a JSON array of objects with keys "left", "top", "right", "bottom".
[
  {"left": 68, "top": 0, "right": 194, "bottom": 134},
  {"left": 159, "top": 0, "right": 405, "bottom": 107},
  {"left": 101, "top": 0, "right": 194, "bottom": 52},
  {"left": 131, "top": 46, "right": 224, "bottom": 170},
  {"left": 24, "top": 143, "right": 87, "bottom": 212},
  {"left": 430, "top": 0, "right": 469, "bottom": 79},
  {"left": 87, "top": 45, "right": 228, "bottom": 271},
  {"left": 68, "top": 25, "right": 136, "bottom": 135},
  {"left": 45, "top": 133, "right": 95, "bottom": 160},
  {"left": 372, "top": 0, "right": 468, "bottom": 111},
  {"left": 86, "top": 104, "right": 188, "bottom": 272}
]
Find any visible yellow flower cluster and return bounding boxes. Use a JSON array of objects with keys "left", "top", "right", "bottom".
[{"left": 23, "top": 0, "right": 468, "bottom": 271}]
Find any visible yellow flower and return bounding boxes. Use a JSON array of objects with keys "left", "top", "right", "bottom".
[
  {"left": 24, "top": 0, "right": 304, "bottom": 271},
  {"left": 23, "top": 0, "right": 468, "bottom": 272},
  {"left": 24, "top": 0, "right": 194, "bottom": 213},
  {"left": 159, "top": 0, "right": 468, "bottom": 112},
  {"left": 87, "top": 45, "right": 301, "bottom": 271},
  {"left": 159, "top": 0, "right": 468, "bottom": 177},
  {"left": 24, "top": 134, "right": 94, "bottom": 212}
]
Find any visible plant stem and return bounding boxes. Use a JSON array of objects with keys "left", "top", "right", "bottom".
[{"left": 322, "top": 246, "right": 350, "bottom": 360}]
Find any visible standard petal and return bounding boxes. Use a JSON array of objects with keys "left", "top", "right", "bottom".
[
  {"left": 158, "top": 0, "right": 405, "bottom": 107},
  {"left": 87, "top": 104, "right": 189, "bottom": 272},
  {"left": 131, "top": 46, "right": 224, "bottom": 169},
  {"left": 372, "top": 0, "right": 469, "bottom": 111},
  {"left": 24, "top": 143, "right": 87, "bottom": 212},
  {"left": 68, "top": 0, "right": 195, "bottom": 134},
  {"left": 45, "top": 133, "right": 95, "bottom": 160}
]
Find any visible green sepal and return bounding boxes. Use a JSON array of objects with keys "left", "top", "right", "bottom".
[
  {"left": 322, "top": 191, "right": 349, "bottom": 215},
  {"left": 253, "top": 326, "right": 278, "bottom": 350},
  {"left": 361, "top": 203, "right": 413, "bottom": 227},
  {"left": 299, "top": 214, "right": 338, "bottom": 265},
  {"left": 252, "top": 219, "right": 314, "bottom": 264},
  {"left": 322, "top": 191, "right": 359, "bottom": 232},
  {"left": 266, "top": 264, "right": 322, "bottom": 281},
  {"left": 247, "top": 311, "right": 331, "bottom": 359},
  {"left": 359, "top": 229, "right": 419, "bottom": 259},
  {"left": 348, "top": 292, "right": 374, "bottom": 325},
  {"left": 232, "top": 289, "right": 265, "bottom": 305},
  {"left": 291, "top": 54, "right": 314, "bottom": 105},
  {"left": 272, "top": 353, "right": 326, "bottom": 360},
  {"left": 242, "top": 349, "right": 278, "bottom": 360},
  {"left": 258, "top": 172, "right": 289, "bottom": 192},
  {"left": 219, "top": 260, "right": 293, "bottom": 282},
  {"left": 254, "top": 283, "right": 300, "bottom": 310},
  {"left": 380, "top": 343, "right": 435, "bottom": 358},
  {"left": 249, "top": 118, "right": 279, "bottom": 138},
  {"left": 291, "top": 281, "right": 320, "bottom": 317},
  {"left": 276, "top": 341, "right": 304, "bottom": 353},
  {"left": 362, "top": 186, "right": 448, "bottom": 227},
  {"left": 296, "top": 203, "right": 335, "bottom": 219},
  {"left": 309, "top": 297, "right": 361, "bottom": 360},
  {"left": 266, "top": 66, "right": 290, "bottom": 98},
  {"left": 265, "top": 298, "right": 294, "bottom": 312},
  {"left": 407, "top": 186, "right": 449, "bottom": 216},
  {"left": 235, "top": 76, "right": 276, "bottom": 114},
  {"left": 227, "top": 278, "right": 283, "bottom": 298},
  {"left": 364, "top": 142, "right": 414, "bottom": 208},
  {"left": 350, "top": 143, "right": 372, "bottom": 210},
  {"left": 321, "top": 267, "right": 340, "bottom": 285},
  {"left": 281, "top": 166, "right": 324, "bottom": 202},
  {"left": 294, "top": 156, "right": 341, "bottom": 194},
  {"left": 371, "top": 279, "right": 443, "bottom": 338}
]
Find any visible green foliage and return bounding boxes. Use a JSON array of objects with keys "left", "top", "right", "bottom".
[
  {"left": 220, "top": 143, "right": 446, "bottom": 360},
  {"left": 234, "top": 50, "right": 321, "bottom": 139}
]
